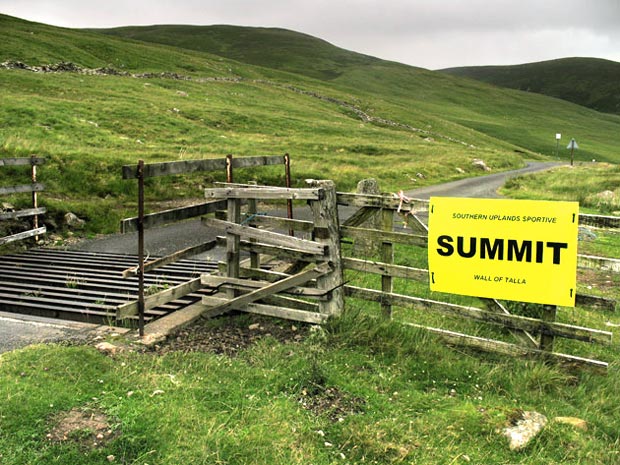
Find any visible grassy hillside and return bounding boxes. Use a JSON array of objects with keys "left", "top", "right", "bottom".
[
  {"left": 95, "top": 24, "right": 384, "bottom": 81},
  {"left": 95, "top": 24, "right": 620, "bottom": 164},
  {"left": 2, "top": 15, "right": 620, "bottom": 236},
  {"left": 441, "top": 58, "right": 620, "bottom": 115}
]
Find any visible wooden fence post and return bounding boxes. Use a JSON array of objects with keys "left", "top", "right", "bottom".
[
  {"left": 307, "top": 179, "right": 344, "bottom": 317},
  {"left": 227, "top": 196, "right": 241, "bottom": 299},
  {"left": 540, "top": 304, "right": 557, "bottom": 353},
  {"left": 381, "top": 207, "right": 394, "bottom": 318}
]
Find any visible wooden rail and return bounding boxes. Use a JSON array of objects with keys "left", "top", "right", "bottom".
[
  {"left": 336, "top": 190, "right": 614, "bottom": 371},
  {"left": 0, "top": 156, "right": 46, "bottom": 245}
]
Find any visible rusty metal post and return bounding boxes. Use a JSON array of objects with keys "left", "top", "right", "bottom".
[
  {"left": 30, "top": 155, "right": 39, "bottom": 242},
  {"left": 284, "top": 153, "right": 294, "bottom": 236},
  {"left": 137, "top": 160, "right": 145, "bottom": 337},
  {"left": 226, "top": 154, "right": 234, "bottom": 184}
]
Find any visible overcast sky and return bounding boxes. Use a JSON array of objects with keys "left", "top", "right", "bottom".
[{"left": 3, "top": 0, "right": 620, "bottom": 69}]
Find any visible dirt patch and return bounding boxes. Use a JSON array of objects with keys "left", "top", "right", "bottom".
[
  {"left": 156, "top": 314, "right": 311, "bottom": 356},
  {"left": 298, "top": 385, "right": 366, "bottom": 422},
  {"left": 47, "top": 407, "right": 118, "bottom": 449}
]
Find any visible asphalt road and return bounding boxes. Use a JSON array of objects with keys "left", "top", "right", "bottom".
[{"left": 1, "top": 161, "right": 561, "bottom": 353}]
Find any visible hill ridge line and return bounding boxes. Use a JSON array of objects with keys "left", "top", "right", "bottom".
[{"left": 1, "top": 60, "right": 472, "bottom": 148}]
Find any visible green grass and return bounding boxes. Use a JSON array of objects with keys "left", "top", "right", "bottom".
[
  {"left": 441, "top": 57, "right": 620, "bottom": 115},
  {"left": 1, "top": 311, "right": 619, "bottom": 465},
  {"left": 2, "top": 14, "right": 620, "bottom": 235}
]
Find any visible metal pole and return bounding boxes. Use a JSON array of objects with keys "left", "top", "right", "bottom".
[
  {"left": 570, "top": 147, "right": 574, "bottom": 166},
  {"left": 31, "top": 155, "right": 39, "bottom": 243},
  {"left": 137, "top": 160, "right": 145, "bottom": 337},
  {"left": 284, "top": 153, "right": 294, "bottom": 236}
]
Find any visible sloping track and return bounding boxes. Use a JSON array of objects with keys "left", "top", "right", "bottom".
[{"left": 0, "top": 248, "right": 217, "bottom": 324}]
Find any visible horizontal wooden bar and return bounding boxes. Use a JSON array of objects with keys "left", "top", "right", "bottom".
[
  {"left": 231, "top": 155, "right": 285, "bottom": 169},
  {"left": 0, "top": 227, "right": 46, "bottom": 245},
  {"left": 337, "top": 192, "right": 429, "bottom": 213},
  {"left": 403, "top": 322, "right": 607, "bottom": 373},
  {"left": 575, "top": 294, "right": 617, "bottom": 312},
  {"left": 122, "top": 240, "right": 218, "bottom": 278},
  {"left": 117, "top": 277, "right": 204, "bottom": 319},
  {"left": 122, "top": 155, "right": 285, "bottom": 179},
  {"left": 343, "top": 257, "right": 429, "bottom": 281},
  {"left": 0, "top": 158, "right": 45, "bottom": 166},
  {"left": 205, "top": 187, "right": 322, "bottom": 201},
  {"left": 200, "top": 264, "right": 331, "bottom": 316},
  {"left": 243, "top": 214, "right": 315, "bottom": 232},
  {"left": 0, "top": 183, "right": 45, "bottom": 196},
  {"left": 120, "top": 200, "right": 226, "bottom": 233},
  {"left": 341, "top": 225, "right": 428, "bottom": 247},
  {"left": 122, "top": 158, "right": 226, "bottom": 179},
  {"left": 201, "top": 295, "right": 326, "bottom": 324},
  {"left": 201, "top": 275, "right": 326, "bottom": 298},
  {"left": 0, "top": 207, "right": 46, "bottom": 221},
  {"left": 578, "top": 254, "right": 620, "bottom": 273},
  {"left": 205, "top": 218, "right": 326, "bottom": 255},
  {"left": 345, "top": 285, "right": 613, "bottom": 344},
  {"left": 215, "top": 236, "right": 326, "bottom": 262}
]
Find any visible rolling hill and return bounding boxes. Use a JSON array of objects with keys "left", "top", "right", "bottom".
[
  {"left": 441, "top": 57, "right": 620, "bottom": 115},
  {"left": 2, "top": 14, "right": 620, "bottom": 234}
]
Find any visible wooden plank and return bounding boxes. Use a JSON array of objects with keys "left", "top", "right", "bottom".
[
  {"left": 215, "top": 236, "right": 326, "bottom": 262},
  {"left": 204, "top": 187, "right": 322, "bottom": 201},
  {"left": 231, "top": 155, "right": 285, "bottom": 169},
  {"left": 0, "top": 227, "right": 46, "bottom": 245},
  {"left": 201, "top": 295, "right": 326, "bottom": 324},
  {"left": 578, "top": 254, "right": 620, "bottom": 272},
  {"left": 122, "top": 158, "right": 227, "bottom": 179},
  {"left": 344, "top": 285, "right": 612, "bottom": 344},
  {"left": 576, "top": 293, "right": 617, "bottom": 312},
  {"left": 337, "top": 192, "right": 429, "bottom": 213},
  {"left": 579, "top": 213, "right": 620, "bottom": 229},
  {"left": 341, "top": 207, "right": 380, "bottom": 227},
  {"left": 205, "top": 218, "right": 326, "bottom": 255},
  {"left": 122, "top": 240, "right": 218, "bottom": 278},
  {"left": 0, "top": 158, "right": 46, "bottom": 166},
  {"left": 403, "top": 322, "right": 607, "bottom": 373},
  {"left": 117, "top": 277, "right": 204, "bottom": 319},
  {"left": 341, "top": 225, "right": 428, "bottom": 247},
  {"left": 243, "top": 214, "right": 315, "bottom": 233},
  {"left": 0, "top": 207, "right": 46, "bottom": 221},
  {"left": 343, "top": 257, "right": 429, "bottom": 281},
  {"left": 0, "top": 183, "right": 45, "bottom": 196},
  {"left": 120, "top": 200, "right": 226, "bottom": 233},
  {"left": 199, "top": 263, "right": 332, "bottom": 316},
  {"left": 201, "top": 275, "right": 325, "bottom": 298},
  {"left": 482, "top": 298, "right": 539, "bottom": 348}
]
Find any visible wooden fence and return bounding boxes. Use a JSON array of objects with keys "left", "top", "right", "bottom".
[
  {"left": 118, "top": 154, "right": 294, "bottom": 335},
  {"left": 0, "top": 156, "right": 46, "bottom": 245},
  {"left": 116, "top": 164, "right": 615, "bottom": 371},
  {"left": 335, "top": 192, "right": 613, "bottom": 372}
]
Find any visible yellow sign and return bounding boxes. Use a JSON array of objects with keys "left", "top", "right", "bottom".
[{"left": 428, "top": 197, "right": 579, "bottom": 306}]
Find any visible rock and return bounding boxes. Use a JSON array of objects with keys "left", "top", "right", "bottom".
[
  {"left": 95, "top": 342, "right": 122, "bottom": 356},
  {"left": 472, "top": 159, "right": 491, "bottom": 171},
  {"left": 502, "top": 410, "right": 547, "bottom": 451},
  {"left": 64, "top": 212, "right": 85, "bottom": 229},
  {"left": 456, "top": 167, "right": 465, "bottom": 174},
  {"left": 248, "top": 323, "right": 261, "bottom": 331},
  {"left": 1, "top": 202, "right": 15, "bottom": 211},
  {"left": 554, "top": 416, "right": 588, "bottom": 431}
]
